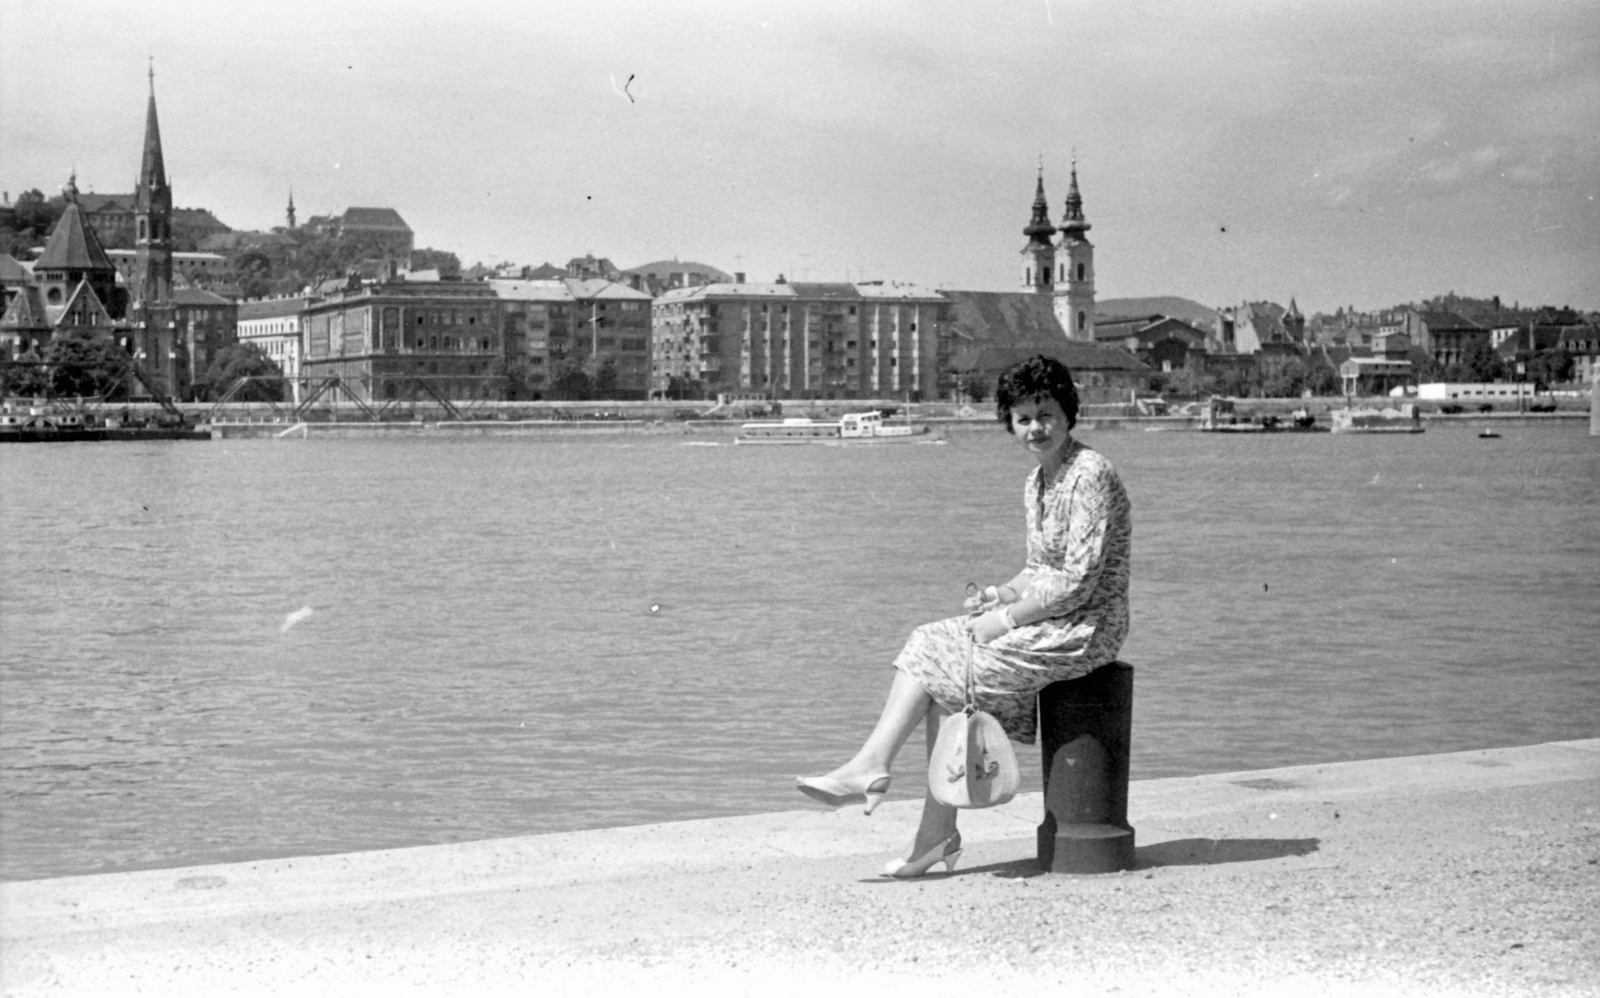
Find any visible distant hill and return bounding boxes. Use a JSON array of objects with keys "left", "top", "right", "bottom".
[{"left": 1098, "top": 296, "right": 1219, "bottom": 330}]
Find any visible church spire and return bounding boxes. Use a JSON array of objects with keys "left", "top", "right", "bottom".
[
  {"left": 1020, "top": 164, "right": 1057, "bottom": 294},
  {"left": 133, "top": 62, "right": 173, "bottom": 308},
  {"left": 1023, "top": 167, "right": 1056, "bottom": 246},
  {"left": 138, "top": 62, "right": 167, "bottom": 201},
  {"left": 1060, "top": 158, "right": 1090, "bottom": 234},
  {"left": 1052, "top": 157, "right": 1096, "bottom": 339}
]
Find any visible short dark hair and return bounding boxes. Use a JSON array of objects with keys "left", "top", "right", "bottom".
[{"left": 995, "top": 354, "right": 1079, "bottom": 432}]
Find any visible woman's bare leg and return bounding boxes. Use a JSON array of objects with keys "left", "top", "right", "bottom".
[
  {"left": 907, "top": 702, "right": 959, "bottom": 859},
  {"left": 814, "top": 669, "right": 934, "bottom": 782}
]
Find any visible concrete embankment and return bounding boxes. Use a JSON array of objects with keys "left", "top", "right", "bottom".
[{"left": 3, "top": 740, "right": 1596, "bottom": 997}]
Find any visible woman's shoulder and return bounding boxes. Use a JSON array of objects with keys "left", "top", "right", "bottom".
[
  {"left": 1067, "top": 442, "right": 1127, "bottom": 494},
  {"left": 1067, "top": 440, "right": 1117, "bottom": 477}
]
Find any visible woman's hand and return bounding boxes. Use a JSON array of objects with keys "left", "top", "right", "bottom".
[
  {"left": 968, "top": 609, "right": 1013, "bottom": 645},
  {"left": 962, "top": 584, "right": 1017, "bottom": 613},
  {"left": 963, "top": 585, "right": 997, "bottom": 612}
]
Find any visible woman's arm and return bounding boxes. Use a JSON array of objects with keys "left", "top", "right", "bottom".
[
  {"left": 968, "top": 590, "right": 1050, "bottom": 642},
  {"left": 970, "top": 457, "right": 1128, "bottom": 643},
  {"left": 964, "top": 570, "right": 1034, "bottom": 612}
]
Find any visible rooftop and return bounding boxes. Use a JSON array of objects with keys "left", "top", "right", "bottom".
[
  {"left": 340, "top": 207, "right": 411, "bottom": 231},
  {"left": 35, "top": 203, "right": 115, "bottom": 273},
  {"left": 237, "top": 296, "right": 314, "bottom": 321},
  {"left": 489, "top": 279, "right": 575, "bottom": 303},
  {"left": 563, "top": 279, "right": 653, "bottom": 301}
]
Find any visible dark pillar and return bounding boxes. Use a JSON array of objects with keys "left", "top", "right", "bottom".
[{"left": 1036, "top": 661, "right": 1134, "bottom": 873}]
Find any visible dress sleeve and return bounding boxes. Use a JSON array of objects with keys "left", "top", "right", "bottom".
[{"left": 1024, "top": 454, "right": 1122, "bottom": 618}]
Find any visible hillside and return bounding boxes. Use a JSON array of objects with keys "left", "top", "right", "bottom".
[{"left": 1097, "top": 296, "right": 1220, "bottom": 330}]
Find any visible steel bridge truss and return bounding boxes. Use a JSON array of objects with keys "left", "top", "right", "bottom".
[{"left": 207, "top": 374, "right": 505, "bottom": 423}]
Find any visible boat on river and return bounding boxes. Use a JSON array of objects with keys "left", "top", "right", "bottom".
[
  {"left": 1330, "top": 403, "right": 1424, "bottom": 434},
  {"left": 1196, "top": 397, "right": 1326, "bottom": 433},
  {"left": 736, "top": 410, "right": 938, "bottom": 445},
  {"left": 0, "top": 398, "right": 210, "bottom": 442}
]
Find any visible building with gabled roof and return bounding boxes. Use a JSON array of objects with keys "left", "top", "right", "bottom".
[
  {"left": 1224, "top": 300, "right": 1306, "bottom": 355},
  {"left": 1558, "top": 324, "right": 1600, "bottom": 385},
  {"left": 2, "top": 72, "right": 237, "bottom": 401},
  {"left": 1404, "top": 309, "right": 1486, "bottom": 369},
  {"left": 0, "top": 175, "right": 130, "bottom": 366},
  {"left": 32, "top": 176, "right": 123, "bottom": 320},
  {"left": 0, "top": 287, "right": 51, "bottom": 359},
  {"left": 0, "top": 253, "right": 31, "bottom": 313},
  {"left": 939, "top": 289, "right": 1147, "bottom": 404},
  {"left": 564, "top": 254, "right": 621, "bottom": 282},
  {"left": 307, "top": 207, "right": 413, "bottom": 253},
  {"left": 1094, "top": 314, "right": 1210, "bottom": 375}
]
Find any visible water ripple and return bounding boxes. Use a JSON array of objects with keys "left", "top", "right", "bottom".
[{"left": 2, "top": 424, "right": 1596, "bottom": 879}]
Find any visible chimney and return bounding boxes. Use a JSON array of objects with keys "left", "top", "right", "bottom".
[
  {"left": 735, "top": 272, "right": 745, "bottom": 284},
  {"left": 775, "top": 274, "right": 787, "bottom": 285}
]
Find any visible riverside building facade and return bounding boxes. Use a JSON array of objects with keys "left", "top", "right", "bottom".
[
  {"left": 650, "top": 279, "right": 950, "bottom": 401},
  {"left": 491, "top": 278, "right": 653, "bottom": 398},
  {"left": 301, "top": 276, "right": 503, "bottom": 402},
  {"left": 236, "top": 295, "right": 311, "bottom": 384}
]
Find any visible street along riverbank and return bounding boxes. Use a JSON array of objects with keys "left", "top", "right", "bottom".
[{"left": 3, "top": 740, "right": 1596, "bottom": 996}]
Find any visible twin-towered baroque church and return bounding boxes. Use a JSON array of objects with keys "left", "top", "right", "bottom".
[{"left": 1021, "top": 163, "right": 1096, "bottom": 342}]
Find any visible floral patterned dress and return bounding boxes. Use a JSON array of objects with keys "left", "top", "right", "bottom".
[{"left": 892, "top": 439, "right": 1132, "bottom": 743}]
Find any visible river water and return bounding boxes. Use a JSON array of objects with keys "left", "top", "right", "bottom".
[{"left": 1, "top": 421, "right": 1596, "bottom": 881}]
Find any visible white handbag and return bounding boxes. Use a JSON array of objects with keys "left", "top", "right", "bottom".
[{"left": 928, "top": 629, "right": 1021, "bottom": 809}]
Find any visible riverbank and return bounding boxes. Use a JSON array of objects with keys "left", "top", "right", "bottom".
[
  {"left": 4, "top": 739, "right": 1595, "bottom": 996},
  {"left": 203, "top": 409, "right": 1589, "bottom": 438}
]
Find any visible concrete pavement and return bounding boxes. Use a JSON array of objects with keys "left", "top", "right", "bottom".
[{"left": 3, "top": 740, "right": 1597, "bottom": 997}]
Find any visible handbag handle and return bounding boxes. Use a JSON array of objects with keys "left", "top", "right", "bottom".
[{"left": 961, "top": 623, "right": 978, "bottom": 715}]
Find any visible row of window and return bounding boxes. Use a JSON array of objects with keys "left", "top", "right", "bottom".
[
  {"left": 406, "top": 335, "right": 495, "bottom": 352},
  {"left": 412, "top": 311, "right": 485, "bottom": 327}
]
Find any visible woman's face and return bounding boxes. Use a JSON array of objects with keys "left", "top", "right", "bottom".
[{"left": 1009, "top": 396, "right": 1072, "bottom": 464}]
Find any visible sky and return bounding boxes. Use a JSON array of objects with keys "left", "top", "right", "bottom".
[{"left": 2, "top": 0, "right": 1596, "bottom": 315}]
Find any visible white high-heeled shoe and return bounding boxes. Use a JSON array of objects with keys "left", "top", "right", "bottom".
[
  {"left": 881, "top": 832, "right": 962, "bottom": 879},
  {"left": 794, "top": 772, "right": 892, "bottom": 814}
]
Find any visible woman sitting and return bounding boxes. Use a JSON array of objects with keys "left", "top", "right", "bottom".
[{"left": 797, "top": 354, "right": 1132, "bottom": 877}]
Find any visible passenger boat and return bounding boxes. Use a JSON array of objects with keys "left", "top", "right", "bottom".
[
  {"left": 1196, "top": 398, "right": 1326, "bottom": 433},
  {"left": 0, "top": 400, "right": 87, "bottom": 433},
  {"left": 1330, "top": 403, "right": 1424, "bottom": 434},
  {"left": 736, "top": 410, "right": 938, "bottom": 445},
  {"left": 0, "top": 398, "right": 211, "bottom": 442}
]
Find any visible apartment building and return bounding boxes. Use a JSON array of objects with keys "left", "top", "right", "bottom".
[
  {"left": 651, "top": 279, "right": 949, "bottom": 401},
  {"left": 236, "top": 294, "right": 310, "bottom": 382}
]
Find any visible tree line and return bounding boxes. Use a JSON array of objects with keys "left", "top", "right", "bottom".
[{"left": 1, "top": 335, "right": 286, "bottom": 404}]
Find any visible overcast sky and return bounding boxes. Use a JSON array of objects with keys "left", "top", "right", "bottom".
[{"left": 2, "top": 0, "right": 1596, "bottom": 313}]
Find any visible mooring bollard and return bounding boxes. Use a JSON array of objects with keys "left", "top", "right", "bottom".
[{"left": 1036, "top": 661, "right": 1134, "bottom": 873}]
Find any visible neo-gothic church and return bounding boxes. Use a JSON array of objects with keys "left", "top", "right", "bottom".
[
  {"left": 0, "top": 69, "right": 229, "bottom": 400},
  {"left": 1020, "top": 163, "right": 1096, "bottom": 340}
]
